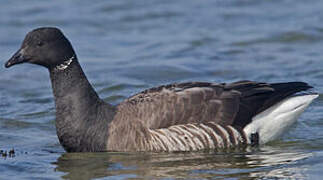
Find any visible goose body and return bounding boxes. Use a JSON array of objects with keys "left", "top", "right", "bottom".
[
  {"left": 5, "top": 27, "right": 318, "bottom": 152},
  {"left": 108, "top": 81, "right": 317, "bottom": 151}
]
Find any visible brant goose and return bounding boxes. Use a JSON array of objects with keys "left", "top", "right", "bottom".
[{"left": 4, "top": 27, "right": 318, "bottom": 152}]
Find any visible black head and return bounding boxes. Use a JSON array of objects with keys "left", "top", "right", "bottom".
[{"left": 5, "top": 27, "right": 76, "bottom": 69}]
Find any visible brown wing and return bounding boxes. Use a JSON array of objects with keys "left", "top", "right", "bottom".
[{"left": 116, "top": 81, "right": 311, "bottom": 130}]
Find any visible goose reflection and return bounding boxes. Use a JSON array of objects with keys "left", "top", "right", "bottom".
[{"left": 53, "top": 146, "right": 311, "bottom": 179}]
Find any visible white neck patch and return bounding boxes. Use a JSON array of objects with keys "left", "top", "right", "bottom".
[{"left": 55, "top": 55, "right": 75, "bottom": 71}]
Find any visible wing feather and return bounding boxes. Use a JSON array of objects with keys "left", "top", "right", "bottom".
[{"left": 116, "top": 81, "right": 312, "bottom": 130}]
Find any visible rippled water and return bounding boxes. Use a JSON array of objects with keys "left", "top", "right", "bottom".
[{"left": 1, "top": 0, "right": 323, "bottom": 179}]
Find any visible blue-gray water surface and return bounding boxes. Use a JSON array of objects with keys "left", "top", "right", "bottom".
[{"left": 1, "top": 0, "right": 323, "bottom": 179}]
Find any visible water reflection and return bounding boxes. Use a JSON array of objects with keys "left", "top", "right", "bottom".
[{"left": 53, "top": 146, "right": 311, "bottom": 179}]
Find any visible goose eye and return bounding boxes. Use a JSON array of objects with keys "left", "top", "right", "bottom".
[{"left": 37, "top": 41, "right": 43, "bottom": 47}]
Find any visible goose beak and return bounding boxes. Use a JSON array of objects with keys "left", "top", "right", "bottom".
[{"left": 5, "top": 49, "right": 28, "bottom": 68}]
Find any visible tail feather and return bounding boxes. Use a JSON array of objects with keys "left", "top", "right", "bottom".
[
  {"left": 258, "top": 82, "right": 313, "bottom": 114},
  {"left": 231, "top": 81, "right": 313, "bottom": 129}
]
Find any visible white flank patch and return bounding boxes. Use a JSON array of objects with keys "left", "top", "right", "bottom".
[
  {"left": 214, "top": 123, "right": 232, "bottom": 147},
  {"left": 168, "top": 126, "right": 189, "bottom": 151},
  {"left": 200, "top": 124, "right": 225, "bottom": 148},
  {"left": 243, "top": 94, "right": 318, "bottom": 144},
  {"left": 149, "top": 122, "right": 248, "bottom": 151},
  {"left": 150, "top": 130, "right": 167, "bottom": 151},
  {"left": 162, "top": 129, "right": 178, "bottom": 151},
  {"left": 190, "top": 124, "right": 215, "bottom": 149},
  {"left": 177, "top": 125, "right": 200, "bottom": 151},
  {"left": 227, "top": 125, "right": 243, "bottom": 145}
]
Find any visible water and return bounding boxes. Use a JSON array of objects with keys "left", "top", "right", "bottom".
[{"left": 1, "top": 0, "right": 323, "bottom": 179}]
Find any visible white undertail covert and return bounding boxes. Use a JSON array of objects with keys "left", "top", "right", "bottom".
[{"left": 243, "top": 94, "right": 319, "bottom": 144}]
